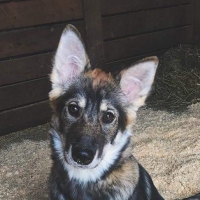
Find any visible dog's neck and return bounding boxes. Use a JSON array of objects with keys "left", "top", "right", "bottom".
[{"left": 51, "top": 131, "right": 139, "bottom": 200}]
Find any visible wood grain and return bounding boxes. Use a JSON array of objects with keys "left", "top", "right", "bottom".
[
  {"left": 0, "top": 101, "right": 51, "bottom": 135},
  {"left": 193, "top": 0, "right": 200, "bottom": 44},
  {"left": 103, "top": 4, "right": 192, "bottom": 40},
  {"left": 0, "top": 21, "right": 84, "bottom": 60},
  {"left": 0, "top": 0, "right": 82, "bottom": 30},
  {"left": 102, "top": 0, "right": 191, "bottom": 15},
  {"left": 82, "top": 0, "right": 105, "bottom": 68},
  {"left": 0, "top": 53, "right": 53, "bottom": 86},
  {"left": 0, "top": 77, "right": 51, "bottom": 111},
  {"left": 103, "top": 50, "right": 166, "bottom": 73},
  {"left": 104, "top": 26, "right": 192, "bottom": 62}
]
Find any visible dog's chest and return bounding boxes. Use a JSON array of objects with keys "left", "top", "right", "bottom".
[{"left": 61, "top": 159, "right": 139, "bottom": 200}]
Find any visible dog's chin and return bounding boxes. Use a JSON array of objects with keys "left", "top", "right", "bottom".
[{"left": 64, "top": 146, "right": 101, "bottom": 169}]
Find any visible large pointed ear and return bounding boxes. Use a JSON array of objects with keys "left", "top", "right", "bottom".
[
  {"left": 49, "top": 24, "right": 90, "bottom": 100},
  {"left": 120, "top": 56, "right": 158, "bottom": 109}
]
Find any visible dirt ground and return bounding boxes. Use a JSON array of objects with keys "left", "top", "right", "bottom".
[{"left": 0, "top": 103, "right": 199, "bottom": 200}]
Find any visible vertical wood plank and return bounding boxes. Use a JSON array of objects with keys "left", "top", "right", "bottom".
[
  {"left": 82, "top": 0, "right": 105, "bottom": 68},
  {"left": 193, "top": 0, "right": 200, "bottom": 44}
]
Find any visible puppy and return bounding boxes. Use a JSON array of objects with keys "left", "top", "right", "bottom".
[{"left": 48, "top": 24, "right": 200, "bottom": 200}]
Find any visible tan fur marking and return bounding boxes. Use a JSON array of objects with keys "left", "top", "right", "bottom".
[
  {"left": 127, "top": 108, "right": 136, "bottom": 127},
  {"left": 98, "top": 154, "right": 139, "bottom": 199},
  {"left": 87, "top": 69, "right": 113, "bottom": 88},
  {"left": 49, "top": 88, "right": 63, "bottom": 101},
  {"left": 108, "top": 160, "right": 139, "bottom": 184}
]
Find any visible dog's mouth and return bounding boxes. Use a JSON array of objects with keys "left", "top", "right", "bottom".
[{"left": 64, "top": 145, "right": 101, "bottom": 169}]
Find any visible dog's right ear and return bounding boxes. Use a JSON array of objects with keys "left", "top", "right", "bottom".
[{"left": 49, "top": 24, "right": 89, "bottom": 100}]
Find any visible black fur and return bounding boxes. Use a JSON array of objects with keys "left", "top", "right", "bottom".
[
  {"left": 183, "top": 193, "right": 200, "bottom": 200},
  {"left": 49, "top": 24, "right": 200, "bottom": 200},
  {"left": 49, "top": 131, "right": 164, "bottom": 200},
  {"left": 49, "top": 76, "right": 200, "bottom": 200},
  {"left": 130, "top": 164, "right": 164, "bottom": 200}
]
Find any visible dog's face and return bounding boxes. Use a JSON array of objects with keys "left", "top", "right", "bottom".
[
  {"left": 49, "top": 25, "right": 158, "bottom": 183},
  {"left": 52, "top": 70, "right": 128, "bottom": 169}
]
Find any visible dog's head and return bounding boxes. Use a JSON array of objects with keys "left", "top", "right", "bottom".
[{"left": 49, "top": 25, "right": 158, "bottom": 183}]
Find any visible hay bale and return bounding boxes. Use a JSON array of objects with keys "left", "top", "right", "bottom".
[{"left": 146, "top": 44, "right": 200, "bottom": 112}]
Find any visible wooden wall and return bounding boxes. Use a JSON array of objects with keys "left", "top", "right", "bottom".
[
  {"left": 0, "top": 0, "right": 199, "bottom": 135},
  {"left": 0, "top": 0, "right": 85, "bottom": 135},
  {"left": 102, "top": 0, "right": 193, "bottom": 71}
]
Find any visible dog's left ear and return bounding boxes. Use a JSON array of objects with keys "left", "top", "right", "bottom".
[
  {"left": 49, "top": 24, "right": 89, "bottom": 100},
  {"left": 120, "top": 56, "right": 158, "bottom": 109}
]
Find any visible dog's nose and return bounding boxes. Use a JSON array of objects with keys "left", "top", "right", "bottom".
[{"left": 72, "top": 146, "right": 95, "bottom": 165}]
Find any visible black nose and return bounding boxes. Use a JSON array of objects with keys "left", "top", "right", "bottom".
[{"left": 72, "top": 146, "right": 95, "bottom": 165}]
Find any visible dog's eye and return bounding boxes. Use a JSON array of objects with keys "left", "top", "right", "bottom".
[
  {"left": 68, "top": 103, "right": 80, "bottom": 117},
  {"left": 102, "top": 111, "right": 115, "bottom": 124}
]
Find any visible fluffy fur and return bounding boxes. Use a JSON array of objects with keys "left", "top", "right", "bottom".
[{"left": 48, "top": 24, "right": 200, "bottom": 200}]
